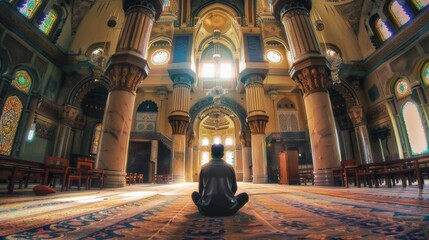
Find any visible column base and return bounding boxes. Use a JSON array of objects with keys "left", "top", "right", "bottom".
[
  {"left": 252, "top": 176, "right": 268, "bottom": 183},
  {"left": 173, "top": 175, "right": 185, "bottom": 183},
  {"left": 242, "top": 177, "right": 252, "bottom": 182},
  {"left": 313, "top": 169, "right": 335, "bottom": 186},
  {"left": 103, "top": 170, "right": 126, "bottom": 188}
]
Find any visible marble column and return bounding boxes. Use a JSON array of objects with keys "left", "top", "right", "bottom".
[
  {"left": 240, "top": 130, "right": 252, "bottom": 182},
  {"left": 272, "top": 0, "right": 341, "bottom": 185},
  {"left": 96, "top": 0, "right": 163, "bottom": 188},
  {"left": 150, "top": 140, "right": 158, "bottom": 182},
  {"left": 385, "top": 100, "right": 404, "bottom": 159},
  {"left": 53, "top": 105, "right": 80, "bottom": 159},
  {"left": 348, "top": 106, "right": 374, "bottom": 164},
  {"left": 242, "top": 74, "right": 269, "bottom": 183},
  {"left": 168, "top": 74, "right": 194, "bottom": 183}
]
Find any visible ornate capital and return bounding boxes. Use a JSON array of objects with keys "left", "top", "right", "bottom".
[
  {"left": 107, "top": 63, "right": 146, "bottom": 93},
  {"left": 348, "top": 106, "right": 364, "bottom": 126},
  {"left": 271, "top": 0, "right": 311, "bottom": 20},
  {"left": 247, "top": 115, "right": 269, "bottom": 134},
  {"left": 168, "top": 115, "right": 190, "bottom": 135},
  {"left": 243, "top": 74, "right": 265, "bottom": 87},
  {"left": 61, "top": 105, "right": 80, "bottom": 126},
  {"left": 293, "top": 65, "right": 330, "bottom": 96},
  {"left": 172, "top": 74, "right": 193, "bottom": 89}
]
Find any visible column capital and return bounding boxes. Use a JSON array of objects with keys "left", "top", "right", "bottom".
[
  {"left": 271, "top": 0, "right": 312, "bottom": 21},
  {"left": 168, "top": 63, "right": 196, "bottom": 86},
  {"left": 247, "top": 115, "right": 269, "bottom": 134},
  {"left": 61, "top": 104, "right": 80, "bottom": 127},
  {"left": 239, "top": 62, "right": 269, "bottom": 84},
  {"left": 123, "top": 0, "right": 164, "bottom": 21},
  {"left": 107, "top": 59, "right": 149, "bottom": 93},
  {"left": 348, "top": 105, "right": 365, "bottom": 127},
  {"left": 292, "top": 64, "right": 331, "bottom": 96},
  {"left": 168, "top": 115, "right": 190, "bottom": 135}
]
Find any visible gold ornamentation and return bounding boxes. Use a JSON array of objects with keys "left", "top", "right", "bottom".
[
  {"left": 348, "top": 106, "right": 364, "bottom": 126},
  {"left": 108, "top": 63, "right": 146, "bottom": 92},
  {"left": 247, "top": 115, "right": 269, "bottom": 134},
  {"left": 293, "top": 66, "right": 330, "bottom": 96}
]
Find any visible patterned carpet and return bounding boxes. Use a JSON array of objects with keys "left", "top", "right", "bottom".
[{"left": 0, "top": 182, "right": 428, "bottom": 239}]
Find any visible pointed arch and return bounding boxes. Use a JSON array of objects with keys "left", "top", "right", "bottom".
[
  {"left": 39, "top": 9, "right": 58, "bottom": 35},
  {"left": 18, "top": 0, "right": 43, "bottom": 19}
]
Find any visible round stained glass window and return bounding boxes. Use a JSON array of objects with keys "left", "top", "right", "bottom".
[
  {"left": 151, "top": 50, "right": 169, "bottom": 65},
  {"left": 266, "top": 50, "right": 282, "bottom": 63},
  {"left": 423, "top": 62, "right": 429, "bottom": 86},
  {"left": 395, "top": 79, "right": 411, "bottom": 99}
]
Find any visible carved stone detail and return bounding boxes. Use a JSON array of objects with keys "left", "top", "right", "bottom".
[
  {"left": 348, "top": 106, "right": 364, "bottom": 127},
  {"left": 247, "top": 115, "right": 269, "bottom": 134},
  {"left": 107, "top": 63, "right": 146, "bottom": 93},
  {"left": 168, "top": 115, "right": 190, "bottom": 135},
  {"left": 293, "top": 66, "right": 330, "bottom": 96},
  {"left": 240, "top": 130, "right": 252, "bottom": 147},
  {"left": 61, "top": 105, "right": 80, "bottom": 126}
]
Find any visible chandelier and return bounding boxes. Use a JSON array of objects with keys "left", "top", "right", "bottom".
[
  {"left": 206, "top": 29, "right": 227, "bottom": 101},
  {"left": 89, "top": 48, "right": 108, "bottom": 81}
]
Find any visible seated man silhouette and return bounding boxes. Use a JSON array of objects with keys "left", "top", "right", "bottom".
[{"left": 192, "top": 144, "right": 249, "bottom": 216}]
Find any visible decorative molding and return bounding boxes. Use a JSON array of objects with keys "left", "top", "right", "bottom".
[
  {"left": 35, "top": 121, "right": 56, "bottom": 140},
  {"left": 240, "top": 130, "right": 252, "bottom": 147},
  {"left": 293, "top": 66, "right": 330, "bottom": 96},
  {"left": 335, "top": 0, "right": 363, "bottom": 35},
  {"left": 61, "top": 105, "right": 80, "bottom": 126},
  {"left": 71, "top": 0, "right": 96, "bottom": 35},
  {"left": 348, "top": 106, "right": 364, "bottom": 127}
]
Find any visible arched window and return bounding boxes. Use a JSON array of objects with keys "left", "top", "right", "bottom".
[
  {"left": 225, "top": 137, "right": 234, "bottom": 146},
  {"left": 135, "top": 100, "right": 158, "bottom": 132},
  {"left": 39, "top": 9, "right": 58, "bottom": 35},
  {"left": 375, "top": 18, "right": 392, "bottom": 41},
  {"left": 226, "top": 151, "right": 234, "bottom": 165},
  {"left": 402, "top": 101, "right": 429, "bottom": 155},
  {"left": 0, "top": 96, "right": 23, "bottom": 156},
  {"left": 422, "top": 61, "right": 429, "bottom": 86},
  {"left": 213, "top": 135, "right": 221, "bottom": 144},
  {"left": 201, "top": 151, "right": 210, "bottom": 165},
  {"left": 18, "top": 0, "right": 43, "bottom": 19},
  {"left": 412, "top": 0, "right": 429, "bottom": 10},
  {"left": 201, "top": 137, "right": 210, "bottom": 146},
  {"left": 90, "top": 123, "right": 102, "bottom": 155},
  {"left": 12, "top": 70, "right": 32, "bottom": 93},
  {"left": 394, "top": 78, "right": 412, "bottom": 99},
  {"left": 389, "top": 1, "right": 411, "bottom": 27},
  {"left": 200, "top": 44, "right": 235, "bottom": 89}
]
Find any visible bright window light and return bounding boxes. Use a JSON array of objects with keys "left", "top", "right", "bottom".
[
  {"left": 201, "top": 137, "right": 209, "bottom": 146},
  {"left": 220, "top": 63, "right": 233, "bottom": 78},
  {"left": 202, "top": 63, "right": 215, "bottom": 78},
  {"left": 202, "top": 151, "right": 210, "bottom": 165},
  {"left": 402, "top": 101, "right": 429, "bottom": 155},
  {"left": 214, "top": 136, "right": 221, "bottom": 144},
  {"left": 225, "top": 137, "right": 233, "bottom": 146}
]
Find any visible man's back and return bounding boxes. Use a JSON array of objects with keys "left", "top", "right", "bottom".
[{"left": 199, "top": 158, "right": 237, "bottom": 209}]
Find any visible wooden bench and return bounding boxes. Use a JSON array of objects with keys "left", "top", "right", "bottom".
[
  {"left": 0, "top": 156, "right": 45, "bottom": 194},
  {"left": 44, "top": 156, "right": 69, "bottom": 191}
]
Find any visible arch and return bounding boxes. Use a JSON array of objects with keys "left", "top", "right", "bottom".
[
  {"left": 191, "top": 2, "right": 243, "bottom": 27},
  {"left": 0, "top": 96, "right": 23, "bottom": 156},
  {"left": 149, "top": 36, "right": 173, "bottom": 47},
  {"left": 189, "top": 97, "right": 248, "bottom": 134},
  {"left": 264, "top": 37, "right": 290, "bottom": 51},
  {"left": 67, "top": 75, "right": 110, "bottom": 106},
  {"left": 135, "top": 100, "right": 158, "bottom": 132},
  {"left": 330, "top": 81, "right": 361, "bottom": 108},
  {"left": 137, "top": 100, "right": 158, "bottom": 112}
]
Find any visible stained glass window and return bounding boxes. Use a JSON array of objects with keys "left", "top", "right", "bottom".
[
  {"left": 39, "top": 9, "right": 57, "bottom": 35},
  {"left": 412, "top": 0, "right": 429, "bottom": 10},
  {"left": 201, "top": 137, "right": 209, "bottom": 146},
  {"left": 375, "top": 18, "right": 392, "bottom": 41},
  {"left": 266, "top": 50, "right": 282, "bottom": 63},
  {"left": 18, "top": 0, "right": 43, "bottom": 19},
  {"left": 394, "top": 78, "right": 411, "bottom": 99},
  {"left": 389, "top": 1, "right": 411, "bottom": 27},
  {"left": 90, "top": 123, "right": 102, "bottom": 155},
  {"left": 402, "top": 101, "right": 429, "bottom": 155},
  {"left": 11, "top": 70, "right": 32, "bottom": 93},
  {"left": 151, "top": 50, "right": 169, "bottom": 65},
  {"left": 0, "top": 96, "right": 23, "bottom": 156},
  {"left": 422, "top": 61, "right": 429, "bottom": 86}
]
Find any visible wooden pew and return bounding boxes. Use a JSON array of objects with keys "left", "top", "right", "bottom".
[{"left": 0, "top": 156, "right": 45, "bottom": 194}]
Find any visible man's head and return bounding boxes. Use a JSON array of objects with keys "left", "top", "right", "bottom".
[{"left": 211, "top": 144, "right": 224, "bottom": 158}]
